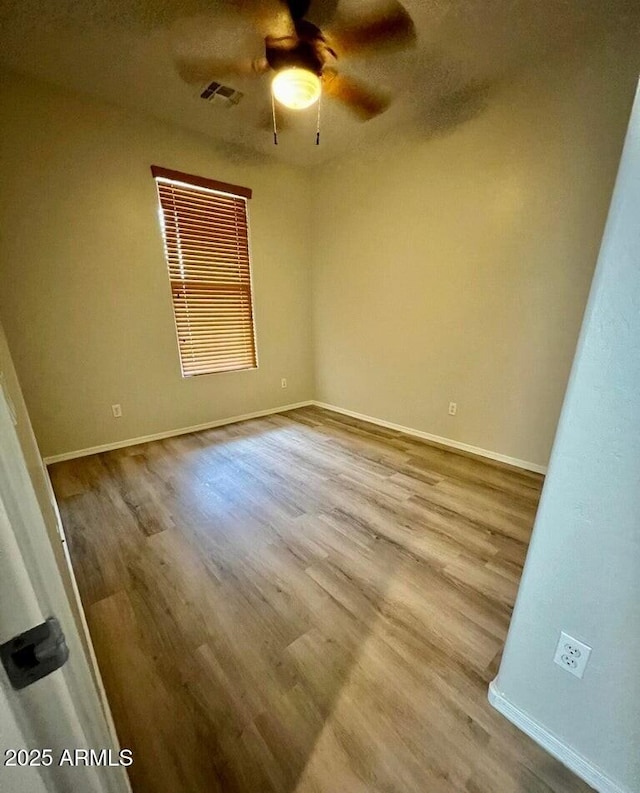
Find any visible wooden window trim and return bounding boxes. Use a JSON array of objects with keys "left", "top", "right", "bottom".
[{"left": 150, "top": 165, "right": 252, "bottom": 200}]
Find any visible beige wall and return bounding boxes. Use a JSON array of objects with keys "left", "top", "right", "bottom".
[
  {"left": 493, "top": 82, "right": 640, "bottom": 792},
  {"left": 0, "top": 71, "right": 314, "bottom": 459},
  {"left": 310, "top": 49, "right": 638, "bottom": 467},
  {"left": 0, "top": 318, "right": 87, "bottom": 641},
  {"left": 1, "top": 47, "right": 638, "bottom": 468}
]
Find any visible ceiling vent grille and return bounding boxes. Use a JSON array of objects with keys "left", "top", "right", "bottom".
[{"left": 199, "top": 81, "right": 244, "bottom": 106}]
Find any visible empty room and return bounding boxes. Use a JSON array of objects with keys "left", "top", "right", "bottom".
[{"left": 0, "top": 1, "right": 639, "bottom": 792}]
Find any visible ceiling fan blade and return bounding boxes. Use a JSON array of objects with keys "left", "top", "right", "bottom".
[
  {"left": 176, "top": 55, "right": 269, "bottom": 84},
  {"left": 326, "top": 1, "right": 416, "bottom": 57},
  {"left": 229, "top": 0, "right": 297, "bottom": 41},
  {"left": 322, "top": 70, "right": 390, "bottom": 120},
  {"left": 169, "top": 9, "right": 271, "bottom": 84}
]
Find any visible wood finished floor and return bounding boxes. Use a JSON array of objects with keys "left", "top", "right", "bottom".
[{"left": 50, "top": 407, "right": 592, "bottom": 793}]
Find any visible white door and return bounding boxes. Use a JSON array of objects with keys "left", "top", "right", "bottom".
[{"left": 0, "top": 384, "right": 132, "bottom": 793}]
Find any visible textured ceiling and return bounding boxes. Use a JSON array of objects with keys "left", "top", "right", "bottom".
[{"left": 1, "top": 0, "right": 639, "bottom": 167}]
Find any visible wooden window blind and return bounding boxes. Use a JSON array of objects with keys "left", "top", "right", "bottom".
[{"left": 152, "top": 165, "right": 257, "bottom": 377}]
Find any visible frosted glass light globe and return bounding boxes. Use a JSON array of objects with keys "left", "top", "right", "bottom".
[{"left": 272, "top": 68, "right": 321, "bottom": 110}]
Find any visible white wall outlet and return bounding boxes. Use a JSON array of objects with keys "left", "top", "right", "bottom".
[
  {"left": 111, "top": 404, "right": 122, "bottom": 418},
  {"left": 281, "top": 378, "right": 287, "bottom": 389},
  {"left": 553, "top": 631, "right": 592, "bottom": 679},
  {"left": 448, "top": 402, "right": 457, "bottom": 416}
]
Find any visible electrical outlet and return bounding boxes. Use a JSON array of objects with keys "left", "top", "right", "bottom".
[
  {"left": 553, "top": 631, "right": 591, "bottom": 679},
  {"left": 111, "top": 404, "right": 122, "bottom": 418},
  {"left": 448, "top": 402, "right": 457, "bottom": 416},
  {"left": 281, "top": 378, "right": 287, "bottom": 389}
]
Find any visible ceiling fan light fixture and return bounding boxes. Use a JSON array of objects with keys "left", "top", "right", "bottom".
[{"left": 272, "top": 67, "right": 321, "bottom": 110}]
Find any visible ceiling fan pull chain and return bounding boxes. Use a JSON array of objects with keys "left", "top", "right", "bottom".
[
  {"left": 316, "top": 91, "right": 322, "bottom": 145},
  {"left": 271, "top": 92, "right": 279, "bottom": 145}
]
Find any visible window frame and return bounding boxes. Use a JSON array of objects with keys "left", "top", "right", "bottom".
[{"left": 151, "top": 165, "right": 259, "bottom": 378}]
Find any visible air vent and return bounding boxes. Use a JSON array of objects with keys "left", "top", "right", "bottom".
[{"left": 199, "top": 81, "right": 243, "bottom": 107}]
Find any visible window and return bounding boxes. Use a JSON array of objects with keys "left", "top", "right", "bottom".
[{"left": 152, "top": 165, "right": 257, "bottom": 377}]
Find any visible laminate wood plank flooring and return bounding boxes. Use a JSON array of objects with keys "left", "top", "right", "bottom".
[{"left": 50, "top": 406, "right": 593, "bottom": 793}]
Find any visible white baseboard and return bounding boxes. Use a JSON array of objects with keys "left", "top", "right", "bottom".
[
  {"left": 43, "top": 401, "right": 314, "bottom": 464},
  {"left": 312, "top": 401, "right": 547, "bottom": 475},
  {"left": 488, "top": 682, "right": 627, "bottom": 793},
  {"left": 44, "top": 399, "right": 547, "bottom": 475}
]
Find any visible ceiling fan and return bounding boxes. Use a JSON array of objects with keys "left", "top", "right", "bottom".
[{"left": 174, "top": 0, "right": 416, "bottom": 129}]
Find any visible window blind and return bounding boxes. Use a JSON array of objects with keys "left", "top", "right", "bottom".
[{"left": 152, "top": 166, "right": 257, "bottom": 377}]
